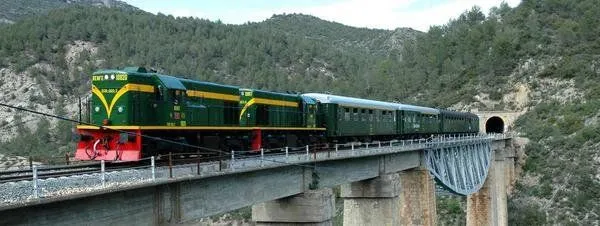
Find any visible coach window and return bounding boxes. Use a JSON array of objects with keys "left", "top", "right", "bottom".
[
  {"left": 361, "top": 109, "right": 366, "bottom": 121},
  {"left": 353, "top": 108, "right": 358, "bottom": 121},
  {"left": 344, "top": 108, "right": 350, "bottom": 121},
  {"left": 369, "top": 109, "right": 374, "bottom": 121}
]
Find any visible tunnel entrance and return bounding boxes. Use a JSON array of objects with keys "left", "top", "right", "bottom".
[{"left": 485, "top": 116, "right": 504, "bottom": 133}]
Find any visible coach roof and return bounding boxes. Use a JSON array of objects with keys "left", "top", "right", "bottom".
[
  {"left": 302, "top": 93, "right": 440, "bottom": 114},
  {"left": 302, "top": 93, "right": 400, "bottom": 111}
]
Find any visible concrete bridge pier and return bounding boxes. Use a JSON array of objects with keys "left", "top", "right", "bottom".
[
  {"left": 341, "top": 173, "right": 401, "bottom": 225},
  {"left": 466, "top": 149, "right": 508, "bottom": 226},
  {"left": 252, "top": 188, "right": 335, "bottom": 226}
]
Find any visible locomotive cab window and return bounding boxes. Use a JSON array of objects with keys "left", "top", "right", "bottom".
[
  {"left": 156, "top": 85, "right": 163, "bottom": 101},
  {"left": 169, "top": 90, "right": 183, "bottom": 104}
]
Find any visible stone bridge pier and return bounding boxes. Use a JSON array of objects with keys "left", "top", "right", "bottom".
[
  {"left": 251, "top": 139, "right": 515, "bottom": 226},
  {"left": 252, "top": 188, "right": 336, "bottom": 225},
  {"left": 340, "top": 169, "right": 437, "bottom": 226},
  {"left": 466, "top": 138, "right": 516, "bottom": 226}
]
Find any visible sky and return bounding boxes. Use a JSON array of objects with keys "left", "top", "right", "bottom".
[{"left": 122, "top": 0, "right": 521, "bottom": 32}]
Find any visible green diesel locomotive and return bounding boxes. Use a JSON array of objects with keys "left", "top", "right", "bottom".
[{"left": 76, "top": 67, "right": 478, "bottom": 161}]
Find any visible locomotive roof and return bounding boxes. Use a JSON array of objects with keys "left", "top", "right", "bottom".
[
  {"left": 180, "top": 79, "right": 239, "bottom": 90},
  {"left": 302, "top": 93, "right": 440, "bottom": 114},
  {"left": 242, "top": 88, "right": 301, "bottom": 100},
  {"left": 156, "top": 74, "right": 187, "bottom": 90}
]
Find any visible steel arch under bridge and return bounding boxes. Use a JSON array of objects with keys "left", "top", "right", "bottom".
[{"left": 424, "top": 135, "right": 493, "bottom": 195}]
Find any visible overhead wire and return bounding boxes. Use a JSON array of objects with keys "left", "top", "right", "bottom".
[
  {"left": 0, "top": 102, "right": 331, "bottom": 170},
  {"left": 0, "top": 102, "right": 227, "bottom": 154}
]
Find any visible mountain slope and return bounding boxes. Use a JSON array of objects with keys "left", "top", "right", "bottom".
[
  {"left": 258, "top": 14, "right": 420, "bottom": 56},
  {"left": 0, "top": 0, "right": 137, "bottom": 24},
  {"left": 392, "top": 1, "right": 600, "bottom": 224},
  {"left": 0, "top": 7, "right": 419, "bottom": 159}
]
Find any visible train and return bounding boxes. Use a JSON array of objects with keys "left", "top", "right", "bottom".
[{"left": 75, "top": 67, "right": 479, "bottom": 161}]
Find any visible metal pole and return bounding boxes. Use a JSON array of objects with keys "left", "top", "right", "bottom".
[
  {"left": 260, "top": 148, "right": 264, "bottom": 167},
  {"left": 285, "top": 147, "right": 289, "bottom": 163},
  {"left": 151, "top": 156, "right": 156, "bottom": 180},
  {"left": 65, "top": 153, "right": 70, "bottom": 165},
  {"left": 366, "top": 143, "right": 369, "bottom": 149},
  {"left": 231, "top": 150, "right": 235, "bottom": 171},
  {"left": 378, "top": 141, "right": 381, "bottom": 148},
  {"left": 306, "top": 145, "right": 309, "bottom": 156},
  {"left": 168, "top": 152, "right": 173, "bottom": 178},
  {"left": 32, "top": 165, "right": 38, "bottom": 198},
  {"left": 196, "top": 151, "right": 200, "bottom": 175},
  {"left": 335, "top": 144, "right": 338, "bottom": 152},
  {"left": 29, "top": 156, "right": 33, "bottom": 170},
  {"left": 101, "top": 160, "right": 105, "bottom": 187},
  {"left": 351, "top": 143, "right": 354, "bottom": 150},
  {"left": 78, "top": 97, "right": 82, "bottom": 123}
]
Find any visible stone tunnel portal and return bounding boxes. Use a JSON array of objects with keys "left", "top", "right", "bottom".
[{"left": 485, "top": 116, "right": 505, "bottom": 133}]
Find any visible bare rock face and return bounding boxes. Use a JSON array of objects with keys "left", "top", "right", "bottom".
[{"left": 0, "top": 41, "right": 99, "bottom": 142}]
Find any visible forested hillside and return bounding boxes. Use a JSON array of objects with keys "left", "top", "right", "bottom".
[
  {"left": 0, "top": 0, "right": 600, "bottom": 224},
  {"left": 0, "top": 0, "right": 136, "bottom": 24},
  {"left": 403, "top": 1, "right": 600, "bottom": 224},
  {"left": 0, "top": 6, "right": 419, "bottom": 161}
]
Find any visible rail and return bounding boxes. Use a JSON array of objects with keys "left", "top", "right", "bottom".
[{"left": 0, "top": 133, "right": 509, "bottom": 206}]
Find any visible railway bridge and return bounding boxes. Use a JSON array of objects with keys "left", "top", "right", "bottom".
[{"left": 0, "top": 134, "right": 516, "bottom": 226}]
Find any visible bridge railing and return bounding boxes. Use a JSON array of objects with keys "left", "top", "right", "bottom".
[{"left": 0, "top": 133, "right": 505, "bottom": 206}]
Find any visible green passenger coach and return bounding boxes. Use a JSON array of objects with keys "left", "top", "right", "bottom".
[{"left": 302, "top": 93, "right": 400, "bottom": 141}]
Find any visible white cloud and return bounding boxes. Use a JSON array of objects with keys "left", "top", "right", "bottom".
[{"left": 142, "top": 0, "right": 521, "bottom": 31}]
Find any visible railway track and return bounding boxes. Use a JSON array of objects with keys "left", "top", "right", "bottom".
[
  {"left": 0, "top": 137, "right": 446, "bottom": 184},
  {"left": 0, "top": 161, "right": 143, "bottom": 183}
]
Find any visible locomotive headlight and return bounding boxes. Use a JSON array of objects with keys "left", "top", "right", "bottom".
[
  {"left": 110, "top": 74, "right": 115, "bottom": 80},
  {"left": 104, "top": 75, "right": 109, "bottom": 80},
  {"left": 94, "top": 106, "right": 100, "bottom": 112},
  {"left": 118, "top": 106, "right": 124, "bottom": 113}
]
